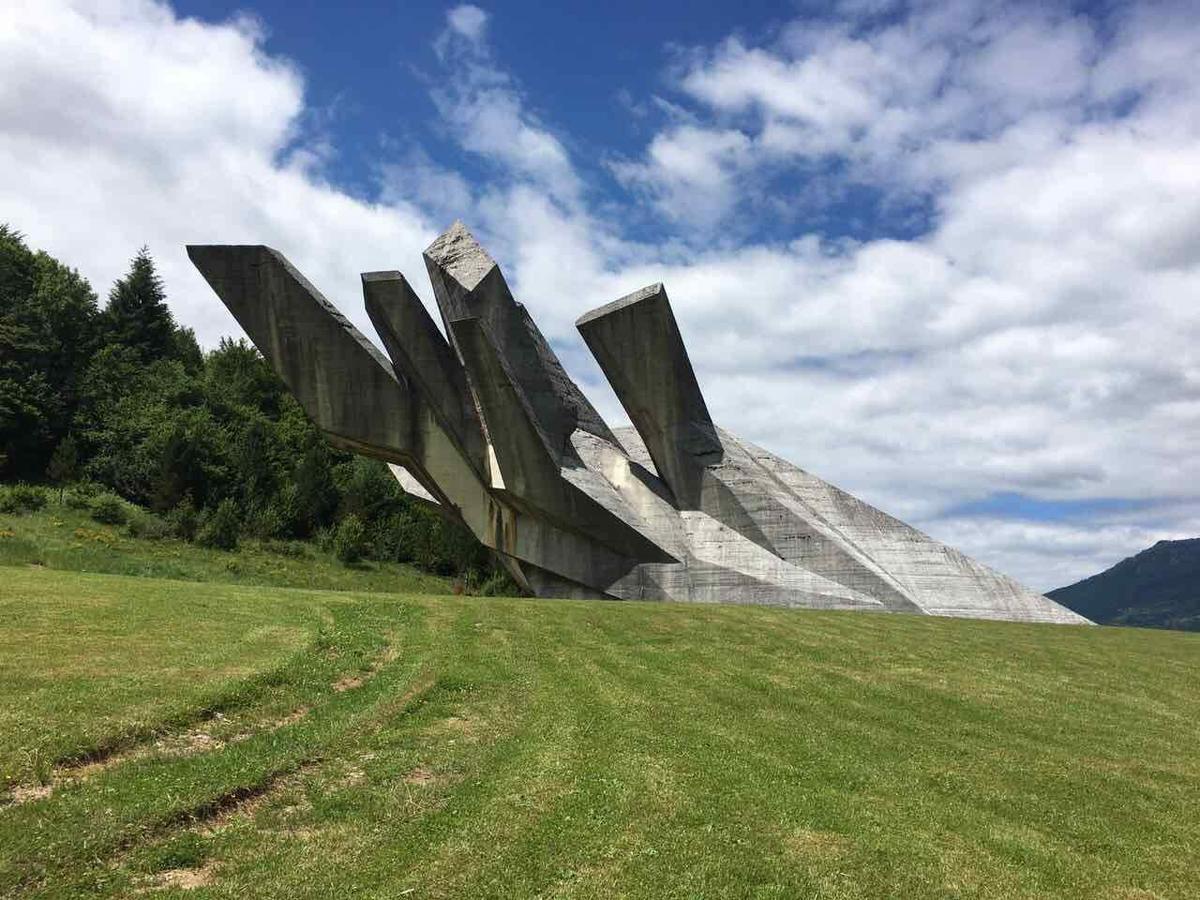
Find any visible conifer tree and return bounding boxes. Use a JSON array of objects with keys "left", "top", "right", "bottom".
[
  {"left": 1, "top": 226, "right": 100, "bottom": 478},
  {"left": 102, "top": 247, "right": 175, "bottom": 361}
]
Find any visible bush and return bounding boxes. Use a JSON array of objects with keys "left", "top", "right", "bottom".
[
  {"left": 368, "top": 510, "right": 417, "bottom": 564},
  {"left": 126, "top": 511, "right": 171, "bottom": 540},
  {"left": 478, "top": 570, "right": 519, "bottom": 597},
  {"left": 263, "top": 539, "right": 307, "bottom": 558},
  {"left": 0, "top": 484, "right": 48, "bottom": 514},
  {"left": 167, "top": 497, "right": 199, "bottom": 541},
  {"left": 89, "top": 493, "right": 127, "bottom": 525},
  {"left": 333, "top": 514, "right": 367, "bottom": 564},
  {"left": 263, "top": 485, "right": 304, "bottom": 540},
  {"left": 64, "top": 482, "right": 101, "bottom": 510},
  {"left": 313, "top": 526, "right": 335, "bottom": 554},
  {"left": 196, "top": 499, "right": 240, "bottom": 551},
  {"left": 244, "top": 504, "right": 285, "bottom": 540}
]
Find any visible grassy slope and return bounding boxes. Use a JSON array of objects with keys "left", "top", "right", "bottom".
[
  {"left": 0, "top": 505, "right": 450, "bottom": 595},
  {"left": 2, "top": 567, "right": 1199, "bottom": 899}
]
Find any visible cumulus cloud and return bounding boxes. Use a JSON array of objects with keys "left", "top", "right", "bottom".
[
  {"left": 601, "top": 0, "right": 1200, "bottom": 587},
  {"left": 2, "top": 0, "right": 1197, "bottom": 590},
  {"left": 611, "top": 126, "right": 753, "bottom": 230},
  {"left": 429, "top": 4, "right": 580, "bottom": 207},
  {"left": 443, "top": 4, "right": 488, "bottom": 45},
  {"left": 0, "top": 0, "right": 435, "bottom": 345}
]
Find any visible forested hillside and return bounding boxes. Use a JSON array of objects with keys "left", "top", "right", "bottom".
[
  {"left": 1049, "top": 539, "right": 1200, "bottom": 631},
  {"left": 0, "top": 225, "right": 503, "bottom": 587}
]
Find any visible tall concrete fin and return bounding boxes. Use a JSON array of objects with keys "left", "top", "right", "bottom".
[
  {"left": 577, "top": 283, "right": 722, "bottom": 508},
  {"left": 362, "top": 270, "right": 485, "bottom": 474},
  {"left": 424, "top": 221, "right": 617, "bottom": 460},
  {"left": 450, "top": 316, "right": 676, "bottom": 565},
  {"left": 187, "top": 245, "right": 415, "bottom": 462}
]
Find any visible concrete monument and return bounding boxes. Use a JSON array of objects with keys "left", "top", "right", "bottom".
[{"left": 189, "top": 223, "right": 1089, "bottom": 624}]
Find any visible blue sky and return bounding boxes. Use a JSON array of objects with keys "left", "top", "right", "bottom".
[
  {"left": 2, "top": 0, "right": 1198, "bottom": 589},
  {"left": 174, "top": 0, "right": 802, "bottom": 209},
  {"left": 170, "top": 0, "right": 948, "bottom": 246}
]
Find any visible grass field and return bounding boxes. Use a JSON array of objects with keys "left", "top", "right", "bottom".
[
  {"left": 0, "top": 505, "right": 451, "bottom": 595},
  {"left": 2, "top": 561, "right": 1199, "bottom": 899}
]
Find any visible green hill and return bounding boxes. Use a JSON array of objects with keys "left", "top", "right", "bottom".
[
  {"left": 1048, "top": 538, "right": 1200, "bottom": 631},
  {"left": 2, "top": 562, "right": 1197, "bottom": 899}
]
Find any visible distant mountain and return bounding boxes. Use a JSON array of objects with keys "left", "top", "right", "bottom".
[{"left": 1048, "top": 539, "right": 1200, "bottom": 631}]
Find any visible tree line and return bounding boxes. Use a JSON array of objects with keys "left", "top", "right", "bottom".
[{"left": 0, "top": 225, "right": 502, "bottom": 585}]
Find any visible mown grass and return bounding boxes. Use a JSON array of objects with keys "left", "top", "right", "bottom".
[
  {"left": 0, "top": 504, "right": 450, "bottom": 595},
  {"left": 2, "top": 565, "right": 1198, "bottom": 898}
]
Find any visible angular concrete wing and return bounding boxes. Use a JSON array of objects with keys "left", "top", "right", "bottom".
[
  {"left": 424, "top": 222, "right": 617, "bottom": 461},
  {"left": 362, "top": 270, "right": 484, "bottom": 474},
  {"left": 449, "top": 316, "right": 677, "bottom": 565},
  {"left": 577, "top": 283, "right": 722, "bottom": 507},
  {"left": 189, "top": 224, "right": 1091, "bottom": 625},
  {"left": 187, "top": 245, "right": 416, "bottom": 463}
]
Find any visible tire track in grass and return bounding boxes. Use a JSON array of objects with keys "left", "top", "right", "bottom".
[
  {"left": 1, "top": 612, "right": 408, "bottom": 808},
  {"left": 101, "top": 654, "right": 439, "bottom": 896},
  {"left": 0, "top": 597, "right": 437, "bottom": 896}
]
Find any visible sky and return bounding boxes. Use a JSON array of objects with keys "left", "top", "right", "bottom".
[{"left": 2, "top": 0, "right": 1198, "bottom": 591}]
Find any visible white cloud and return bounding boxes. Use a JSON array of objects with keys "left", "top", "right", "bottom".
[
  {"left": 611, "top": 126, "right": 753, "bottom": 229},
  {"left": 429, "top": 4, "right": 580, "bottom": 207},
  {"left": 0, "top": 0, "right": 435, "bottom": 345},
  {"left": 444, "top": 4, "right": 488, "bottom": 45},
  {"left": 618, "top": 1, "right": 1127, "bottom": 223},
  {"left": 926, "top": 512, "right": 1200, "bottom": 593},
  {"left": 595, "top": 0, "right": 1200, "bottom": 587}
]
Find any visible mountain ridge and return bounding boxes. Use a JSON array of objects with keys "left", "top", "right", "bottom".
[{"left": 1048, "top": 537, "right": 1200, "bottom": 631}]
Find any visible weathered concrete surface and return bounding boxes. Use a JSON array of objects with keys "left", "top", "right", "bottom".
[
  {"left": 425, "top": 222, "right": 616, "bottom": 459},
  {"left": 187, "top": 245, "right": 416, "bottom": 463},
  {"left": 190, "top": 224, "right": 1091, "bottom": 625},
  {"left": 363, "top": 270, "right": 484, "bottom": 474},
  {"left": 449, "top": 316, "right": 676, "bottom": 565},
  {"left": 577, "top": 283, "right": 721, "bottom": 508}
]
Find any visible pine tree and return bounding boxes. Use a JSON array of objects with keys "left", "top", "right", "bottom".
[{"left": 103, "top": 247, "right": 175, "bottom": 361}]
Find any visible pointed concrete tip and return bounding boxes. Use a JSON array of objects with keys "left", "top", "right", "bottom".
[
  {"left": 576, "top": 283, "right": 666, "bottom": 329},
  {"left": 423, "top": 221, "right": 495, "bottom": 291},
  {"left": 186, "top": 244, "right": 276, "bottom": 271},
  {"left": 361, "top": 270, "right": 405, "bottom": 284},
  {"left": 187, "top": 244, "right": 272, "bottom": 253}
]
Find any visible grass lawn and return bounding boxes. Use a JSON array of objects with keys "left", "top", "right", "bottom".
[
  {"left": 1, "top": 567, "right": 1198, "bottom": 898},
  {"left": 0, "top": 505, "right": 451, "bottom": 595}
]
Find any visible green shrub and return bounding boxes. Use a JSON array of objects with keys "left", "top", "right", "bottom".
[
  {"left": 0, "top": 484, "right": 48, "bottom": 514},
  {"left": 263, "top": 539, "right": 307, "bottom": 558},
  {"left": 460, "top": 567, "right": 482, "bottom": 594},
  {"left": 478, "top": 570, "right": 519, "bottom": 597},
  {"left": 368, "top": 511, "right": 417, "bottom": 563},
  {"left": 334, "top": 514, "right": 367, "bottom": 564},
  {"left": 167, "top": 497, "right": 199, "bottom": 541},
  {"left": 126, "top": 511, "right": 171, "bottom": 540},
  {"left": 244, "top": 504, "right": 285, "bottom": 540},
  {"left": 64, "top": 482, "right": 101, "bottom": 510},
  {"left": 196, "top": 499, "right": 240, "bottom": 551},
  {"left": 314, "top": 526, "right": 335, "bottom": 554},
  {"left": 263, "top": 485, "right": 304, "bottom": 540},
  {"left": 89, "top": 493, "right": 127, "bottom": 525}
]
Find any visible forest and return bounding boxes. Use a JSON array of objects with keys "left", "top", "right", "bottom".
[{"left": 0, "top": 225, "right": 504, "bottom": 587}]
